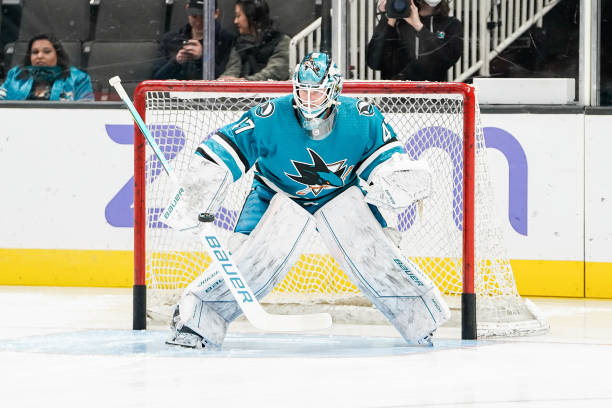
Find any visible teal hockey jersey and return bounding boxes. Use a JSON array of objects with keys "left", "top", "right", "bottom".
[{"left": 196, "top": 94, "right": 403, "bottom": 205}]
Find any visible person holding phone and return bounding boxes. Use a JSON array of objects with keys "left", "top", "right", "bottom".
[
  {"left": 366, "top": 0, "right": 462, "bottom": 81},
  {"left": 153, "top": 0, "right": 234, "bottom": 80}
]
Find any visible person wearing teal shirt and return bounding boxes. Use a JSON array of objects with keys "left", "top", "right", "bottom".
[{"left": 0, "top": 33, "right": 93, "bottom": 101}]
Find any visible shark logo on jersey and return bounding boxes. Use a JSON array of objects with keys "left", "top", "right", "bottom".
[
  {"left": 356, "top": 100, "right": 374, "bottom": 116},
  {"left": 285, "top": 148, "right": 353, "bottom": 196},
  {"left": 255, "top": 101, "right": 275, "bottom": 118}
]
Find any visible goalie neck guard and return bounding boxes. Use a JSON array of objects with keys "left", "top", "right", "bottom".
[{"left": 292, "top": 52, "right": 343, "bottom": 140}]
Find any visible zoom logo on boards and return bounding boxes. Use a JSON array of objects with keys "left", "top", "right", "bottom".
[
  {"left": 104, "top": 124, "right": 187, "bottom": 228},
  {"left": 105, "top": 125, "right": 528, "bottom": 236},
  {"left": 400, "top": 126, "right": 528, "bottom": 236}
]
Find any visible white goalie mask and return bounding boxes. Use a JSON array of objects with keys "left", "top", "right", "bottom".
[{"left": 292, "top": 52, "right": 343, "bottom": 140}]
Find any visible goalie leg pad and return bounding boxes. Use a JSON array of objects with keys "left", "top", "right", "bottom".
[
  {"left": 314, "top": 186, "right": 450, "bottom": 343},
  {"left": 218, "top": 193, "right": 318, "bottom": 321},
  {"left": 182, "top": 192, "right": 318, "bottom": 326}
]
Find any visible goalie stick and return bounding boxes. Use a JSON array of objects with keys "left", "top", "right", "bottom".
[{"left": 109, "top": 76, "right": 332, "bottom": 332}]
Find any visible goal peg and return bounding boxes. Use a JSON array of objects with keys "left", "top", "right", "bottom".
[{"left": 198, "top": 213, "right": 215, "bottom": 223}]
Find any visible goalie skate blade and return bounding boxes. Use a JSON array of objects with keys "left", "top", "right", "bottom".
[
  {"left": 415, "top": 332, "right": 434, "bottom": 347},
  {"left": 416, "top": 338, "right": 434, "bottom": 347},
  {"left": 165, "top": 332, "right": 205, "bottom": 349}
]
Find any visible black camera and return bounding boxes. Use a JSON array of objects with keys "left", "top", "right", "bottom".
[{"left": 386, "top": 0, "right": 413, "bottom": 19}]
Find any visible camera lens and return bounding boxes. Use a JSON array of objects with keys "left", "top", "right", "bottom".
[
  {"left": 392, "top": 0, "right": 407, "bottom": 12},
  {"left": 386, "top": 0, "right": 412, "bottom": 18}
]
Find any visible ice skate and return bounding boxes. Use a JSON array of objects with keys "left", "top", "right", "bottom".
[{"left": 165, "top": 305, "right": 210, "bottom": 349}]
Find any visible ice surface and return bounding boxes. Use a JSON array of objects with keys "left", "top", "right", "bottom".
[
  {"left": 0, "top": 329, "right": 479, "bottom": 357},
  {"left": 0, "top": 286, "right": 611, "bottom": 408}
]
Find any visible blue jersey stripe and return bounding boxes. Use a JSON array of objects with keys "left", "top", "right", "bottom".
[
  {"left": 195, "top": 146, "right": 220, "bottom": 165},
  {"left": 355, "top": 138, "right": 403, "bottom": 180},
  {"left": 215, "top": 131, "right": 250, "bottom": 171},
  {"left": 201, "top": 140, "right": 244, "bottom": 181}
]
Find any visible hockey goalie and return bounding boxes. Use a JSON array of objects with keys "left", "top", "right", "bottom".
[{"left": 165, "top": 52, "right": 451, "bottom": 349}]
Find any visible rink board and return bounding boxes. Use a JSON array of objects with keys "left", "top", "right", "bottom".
[{"left": 0, "top": 106, "right": 611, "bottom": 297}]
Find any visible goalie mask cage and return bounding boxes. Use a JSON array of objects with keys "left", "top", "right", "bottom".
[{"left": 132, "top": 80, "right": 548, "bottom": 339}]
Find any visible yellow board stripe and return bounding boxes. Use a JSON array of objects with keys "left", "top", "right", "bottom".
[
  {"left": 0, "top": 248, "right": 132, "bottom": 287},
  {"left": 510, "top": 259, "right": 584, "bottom": 298},
  {"left": 585, "top": 261, "right": 612, "bottom": 298},
  {"left": 0, "top": 248, "right": 610, "bottom": 298}
]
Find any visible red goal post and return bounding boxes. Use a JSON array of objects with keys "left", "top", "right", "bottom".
[{"left": 132, "top": 80, "right": 489, "bottom": 339}]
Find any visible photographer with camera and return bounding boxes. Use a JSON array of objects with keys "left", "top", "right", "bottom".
[
  {"left": 153, "top": 0, "right": 234, "bottom": 80},
  {"left": 366, "top": 0, "right": 462, "bottom": 81}
]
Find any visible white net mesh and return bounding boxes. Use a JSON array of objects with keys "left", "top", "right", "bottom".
[{"left": 139, "top": 82, "right": 548, "bottom": 337}]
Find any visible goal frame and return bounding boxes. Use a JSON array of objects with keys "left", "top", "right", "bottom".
[{"left": 132, "top": 80, "right": 477, "bottom": 339}]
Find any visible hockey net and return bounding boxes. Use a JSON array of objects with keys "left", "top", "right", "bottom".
[{"left": 134, "top": 80, "right": 548, "bottom": 337}]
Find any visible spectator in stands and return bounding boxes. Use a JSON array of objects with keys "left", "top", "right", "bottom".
[
  {"left": 218, "top": 0, "right": 290, "bottom": 81},
  {"left": 366, "top": 0, "right": 462, "bottom": 81},
  {"left": 0, "top": 33, "right": 93, "bottom": 101},
  {"left": 153, "top": 0, "right": 234, "bottom": 80}
]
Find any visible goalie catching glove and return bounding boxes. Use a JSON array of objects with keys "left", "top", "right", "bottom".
[
  {"left": 160, "top": 158, "right": 231, "bottom": 231},
  {"left": 362, "top": 153, "right": 432, "bottom": 210}
]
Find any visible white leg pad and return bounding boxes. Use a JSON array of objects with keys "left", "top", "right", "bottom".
[
  {"left": 178, "top": 192, "right": 318, "bottom": 340},
  {"left": 314, "top": 186, "right": 451, "bottom": 343}
]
